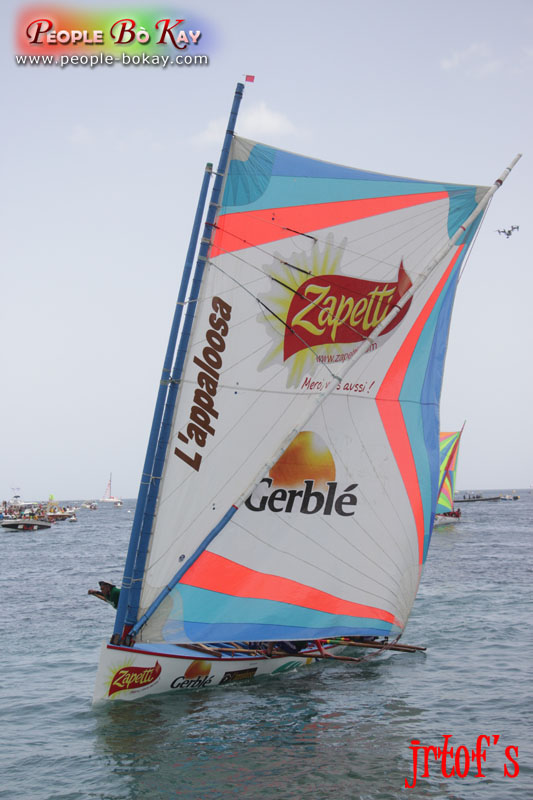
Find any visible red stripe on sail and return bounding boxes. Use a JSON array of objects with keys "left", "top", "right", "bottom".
[
  {"left": 211, "top": 191, "right": 448, "bottom": 257},
  {"left": 376, "top": 247, "right": 463, "bottom": 563},
  {"left": 180, "top": 550, "right": 399, "bottom": 625}
]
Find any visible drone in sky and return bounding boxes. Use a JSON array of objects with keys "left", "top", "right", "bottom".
[{"left": 497, "top": 226, "right": 519, "bottom": 238}]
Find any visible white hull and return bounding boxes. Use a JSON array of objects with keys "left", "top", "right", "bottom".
[
  {"left": 93, "top": 640, "right": 346, "bottom": 704},
  {"left": 433, "top": 514, "right": 460, "bottom": 527}
]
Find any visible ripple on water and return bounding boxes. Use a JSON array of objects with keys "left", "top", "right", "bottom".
[{"left": 1, "top": 497, "right": 532, "bottom": 799}]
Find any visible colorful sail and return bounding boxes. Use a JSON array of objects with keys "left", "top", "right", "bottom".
[
  {"left": 124, "top": 135, "right": 500, "bottom": 646},
  {"left": 435, "top": 429, "right": 463, "bottom": 514}
]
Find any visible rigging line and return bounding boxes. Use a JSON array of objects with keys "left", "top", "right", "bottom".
[
  {"left": 209, "top": 260, "right": 341, "bottom": 381},
  {"left": 324, "top": 240, "right": 463, "bottom": 388},
  {"left": 156, "top": 302, "right": 336, "bottom": 524},
  {"left": 345, "top": 212, "right": 450, "bottom": 272},
  {"left": 217, "top": 188, "right": 451, "bottom": 248},
  {"left": 341, "top": 207, "right": 451, "bottom": 275},
  {"left": 211, "top": 208, "right": 452, "bottom": 316},
  {"left": 343, "top": 198, "right": 449, "bottom": 249},
  {"left": 148, "top": 336, "right": 362, "bottom": 574},
  {"left": 282, "top": 225, "right": 318, "bottom": 242},
  {"left": 216, "top": 192, "right": 453, "bottom": 270},
  {"left": 341, "top": 221, "right": 451, "bottom": 284},
  {"left": 320, "top": 402, "right": 418, "bottom": 577},
  {"left": 206, "top": 247, "right": 384, "bottom": 358},
  {"left": 145, "top": 359, "right": 310, "bottom": 571},
  {"left": 457, "top": 201, "right": 490, "bottom": 285},
  {"left": 144, "top": 395, "right": 307, "bottom": 575},
  {"left": 229, "top": 516, "right": 401, "bottom": 608},
  {"left": 208, "top": 222, "right": 312, "bottom": 275},
  {"left": 214, "top": 204, "right": 448, "bottom": 280},
  {"left": 273, "top": 503, "right": 408, "bottom": 592},
  {"left": 318, "top": 403, "right": 418, "bottom": 570},
  {"left": 234, "top": 454, "right": 408, "bottom": 591}
]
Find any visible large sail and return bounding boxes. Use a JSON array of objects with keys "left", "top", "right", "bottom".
[
  {"left": 132, "top": 136, "right": 491, "bottom": 644},
  {"left": 435, "top": 430, "right": 463, "bottom": 514}
]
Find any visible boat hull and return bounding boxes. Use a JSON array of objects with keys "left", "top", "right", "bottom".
[
  {"left": 93, "top": 640, "right": 345, "bottom": 704},
  {"left": 433, "top": 514, "right": 458, "bottom": 527},
  {"left": 1, "top": 519, "right": 52, "bottom": 531}
]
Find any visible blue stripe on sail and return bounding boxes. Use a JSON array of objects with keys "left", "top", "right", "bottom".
[
  {"left": 169, "top": 620, "right": 393, "bottom": 642},
  {"left": 223, "top": 176, "right": 457, "bottom": 215},
  {"left": 271, "top": 147, "right": 417, "bottom": 182},
  {"left": 161, "top": 585, "right": 394, "bottom": 643},
  {"left": 447, "top": 188, "right": 481, "bottom": 240},
  {"left": 399, "top": 258, "right": 462, "bottom": 559},
  {"left": 223, "top": 143, "right": 276, "bottom": 208},
  {"left": 222, "top": 142, "right": 481, "bottom": 213}
]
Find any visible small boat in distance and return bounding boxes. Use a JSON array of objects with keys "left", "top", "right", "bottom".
[
  {"left": 92, "top": 80, "right": 519, "bottom": 703},
  {"left": 101, "top": 474, "right": 122, "bottom": 507},
  {"left": 434, "top": 428, "right": 463, "bottom": 527},
  {"left": 46, "top": 503, "right": 79, "bottom": 522},
  {"left": 2, "top": 518, "right": 52, "bottom": 531},
  {"left": 455, "top": 493, "right": 501, "bottom": 503}
]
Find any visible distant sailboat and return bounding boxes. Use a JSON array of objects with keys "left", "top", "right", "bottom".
[
  {"left": 92, "top": 80, "right": 520, "bottom": 703},
  {"left": 434, "top": 428, "right": 464, "bottom": 526},
  {"left": 101, "top": 474, "right": 122, "bottom": 507}
]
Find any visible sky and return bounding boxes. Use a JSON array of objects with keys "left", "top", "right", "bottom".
[{"left": 2, "top": 0, "right": 532, "bottom": 500}]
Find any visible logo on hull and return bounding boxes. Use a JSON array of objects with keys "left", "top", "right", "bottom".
[
  {"left": 108, "top": 660, "right": 162, "bottom": 696},
  {"left": 219, "top": 667, "right": 258, "bottom": 684},
  {"left": 171, "top": 659, "right": 214, "bottom": 690}
]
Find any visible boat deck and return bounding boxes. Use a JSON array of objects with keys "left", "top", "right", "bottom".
[{"left": 110, "top": 640, "right": 319, "bottom": 662}]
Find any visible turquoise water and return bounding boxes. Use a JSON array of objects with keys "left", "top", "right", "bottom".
[{"left": 1, "top": 494, "right": 531, "bottom": 799}]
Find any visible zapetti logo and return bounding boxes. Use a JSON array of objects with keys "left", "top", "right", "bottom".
[
  {"left": 283, "top": 260, "right": 412, "bottom": 361},
  {"left": 258, "top": 236, "right": 413, "bottom": 387},
  {"left": 245, "top": 431, "right": 357, "bottom": 516},
  {"left": 174, "top": 297, "right": 232, "bottom": 473},
  {"left": 108, "top": 660, "right": 162, "bottom": 696}
]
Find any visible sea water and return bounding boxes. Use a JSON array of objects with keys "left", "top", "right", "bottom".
[{"left": 1, "top": 494, "right": 531, "bottom": 799}]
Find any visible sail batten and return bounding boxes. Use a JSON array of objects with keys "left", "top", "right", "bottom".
[{"left": 124, "top": 127, "right": 519, "bottom": 645}]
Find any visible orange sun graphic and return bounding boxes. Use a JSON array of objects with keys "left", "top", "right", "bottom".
[
  {"left": 184, "top": 660, "right": 212, "bottom": 679},
  {"left": 269, "top": 431, "right": 335, "bottom": 489}
]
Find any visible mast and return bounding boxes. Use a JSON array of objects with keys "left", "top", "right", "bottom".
[
  {"left": 115, "top": 82, "right": 247, "bottom": 643},
  {"left": 128, "top": 154, "right": 521, "bottom": 639},
  {"left": 112, "top": 162, "right": 213, "bottom": 641}
]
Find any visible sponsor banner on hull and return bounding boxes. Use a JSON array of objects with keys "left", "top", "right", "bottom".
[
  {"left": 108, "top": 660, "right": 162, "bottom": 696},
  {"left": 219, "top": 667, "right": 258, "bottom": 684}
]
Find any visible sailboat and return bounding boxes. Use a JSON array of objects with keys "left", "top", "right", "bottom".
[
  {"left": 92, "top": 80, "right": 519, "bottom": 703},
  {"left": 100, "top": 474, "right": 122, "bottom": 507},
  {"left": 433, "top": 428, "right": 464, "bottom": 527}
]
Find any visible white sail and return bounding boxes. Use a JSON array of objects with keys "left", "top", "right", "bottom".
[{"left": 131, "top": 135, "right": 495, "bottom": 644}]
